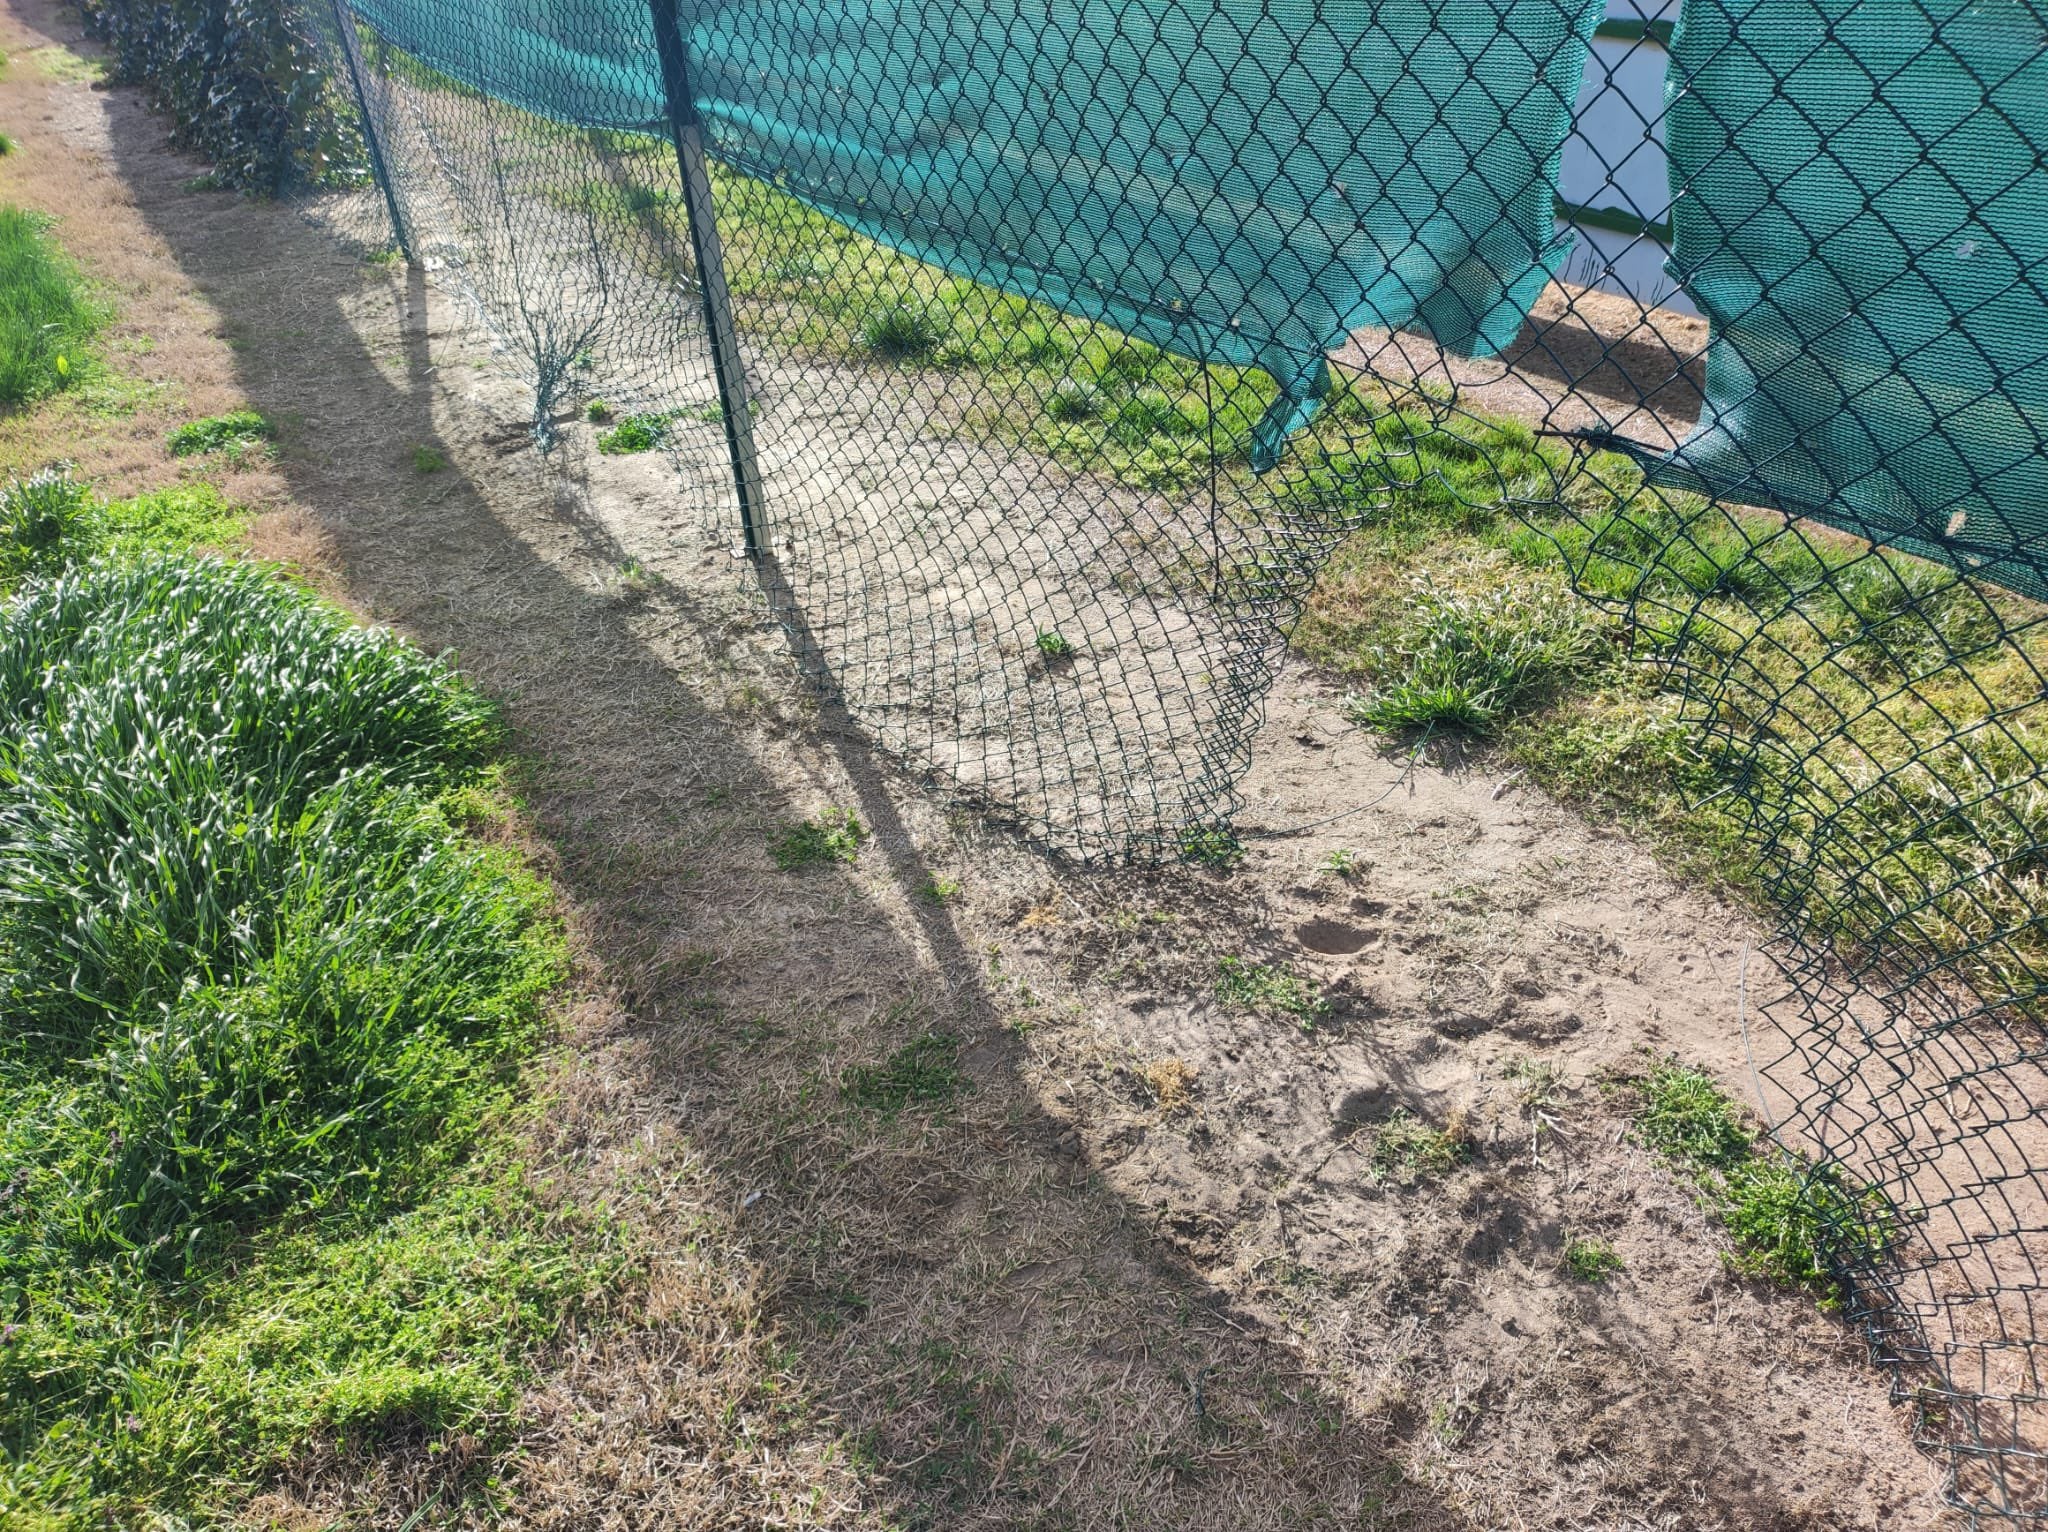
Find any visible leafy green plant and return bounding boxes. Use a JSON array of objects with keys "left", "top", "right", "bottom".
[
  {"left": 167, "top": 408, "right": 273, "bottom": 458},
  {"left": 0, "top": 205, "right": 102, "bottom": 407},
  {"left": 842, "top": 1031, "right": 966, "bottom": 1116},
  {"left": 586, "top": 397, "right": 612, "bottom": 422},
  {"left": 771, "top": 808, "right": 866, "bottom": 869},
  {"left": 411, "top": 443, "right": 447, "bottom": 473},
  {"left": 1215, "top": 956, "right": 1331, "bottom": 1029},
  {"left": 0, "top": 131, "right": 15, "bottom": 156},
  {"left": 1563, "top": 1235, "right": 1625, "bottom": 1283},
  {"left": 76, "top": 0, "right": 362, "bottom": 192},
  {"left": 0, "top": 465, "right": 98, "bottom": 583},
  {"left": 596, "top": 411, "right": 668, "bottom": 454},
  {"left": 861, "top": 301, "right": 942, "bottom": 358},
  {"left": 1034, "top": 629, "right": 1073, "bottom": 659},
  {"left": 1320, "top": 847, "right": 1362, "bottom": 878}
]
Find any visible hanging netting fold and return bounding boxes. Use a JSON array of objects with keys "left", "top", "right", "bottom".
[{"left": 295, "top": 0, "right": 2047, "bottom": 1517}]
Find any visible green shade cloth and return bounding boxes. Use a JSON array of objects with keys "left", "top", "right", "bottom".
[
  {"left": 1641, "top": 0, "right": 2048, "bottom": 600},
  {"left": 346, "top": 0, "right": 1601, "bottom": 468}
]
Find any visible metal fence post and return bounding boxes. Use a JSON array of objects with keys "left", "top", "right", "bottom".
[
  {"left": 646, "top": 0, "right": 768, "bottom": 559},
  {"left": 328, "top": 0, "right": 414, "bottom": 263}
]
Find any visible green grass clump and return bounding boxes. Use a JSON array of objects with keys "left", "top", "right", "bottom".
[
  {"left": 596, "top": 411, "right": 669, "bottom": 454},
  {"left": 1034, "top": 629, "right": 1073, "bottom": 659},
  {"left": 772, "top": 808, "right": 866, "bottom": 869},
  {"left": 0, "top": 540, "right": 579, "bottom": 1520},
  {"left": 842, "top": 1031, "right": 966, "bottom": 1116},
  {"left": 1345, "top": 574, "right": 1605, "bottom": 735},
  {"left": 0, "top": 465, "right": 96, "bottom": 582},
  {"left": 1563, "top": 1235, "right": 1625, "bottom": 1283},
  {"left": 586, "top": 397, "right": 613, "bottom": 422},
  {"left": 860, "top": 301, "right": 942, "bottom": 359},
  {"left": 1215, "top": 956, "right": 1331, "bottom": 1029},
  {"left": 1365, "top": 1109, "right": 1468, "bottom": 1184},
  {"left": 1635, "top": 1062, "right": 1898, "bottom": 1304},
  {"left": 0, "top": 132, "right": 15, "bottom": 157},
  {"left": 412, "top": 443, "right": 447, "bottom": 473},
  {"left": 0, "top": 205, "right": 102, "bottom": 408},
  {"left": 166, "top": 409, "right": 272, "bottom": 458}
]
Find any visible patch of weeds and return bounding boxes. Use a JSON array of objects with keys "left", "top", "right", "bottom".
[
  {"left": 1634, "top": 1062, "right": 1899, "bottom": 1305},
  {"left": 771, "top": 808, "right": 866, "bottom": 870},
  {"left": 100, "top": 480, "right": 247, "bottom": 556},
  {"left": 411, "top": 443, "right": 447, "bottom": 474},
  {"left": 167, "top": 409, "right": 273, "bottom": 459},
  {"left": 1034, "top": 629, "right": 1074, "bottom": 659},
  {"left": 0, "top": 132, "right": 14, "bottom": 156},
  {"left": 1215, "top": 956, "right": 1332, "bottom": 1029},
  {"left": 921, "top": 875, "right": 963, "bottom": 904},
  {"left": 1044, "top": 379, "right": 1103, "bottom": 421},
  {"left": 842, "top": 1032, "right": 966, "bottom": 1116},
  {"left": 1179, "top": 825, "right": 1246, "bottom": 869},
  {"left": 861, "top": 301, "right": 942, "bottom": 358},
  {"left": 0, "top": 464, "right": 97, "bottom": 583},
  {"left": 596, "top": 411, "right": 669, "bottom": 454},
  {"left": 1563, "top": 1235, "right": 1625, "bottom": 1283},
  {"left": 0, "top": 205, "right": 103, "bottom": 407},
  {"left": 1319, "top": 847, "right": 1363, "bottom": 878},
  {"left": 585, "top": 397, "right": 613, "bottom": 422},
  {"left": 1346, "top": 573, "right": 1606, "bottom": 735},
  {"left": 1366, "top": 1109, "right": 1468, "bottom": 1184}
]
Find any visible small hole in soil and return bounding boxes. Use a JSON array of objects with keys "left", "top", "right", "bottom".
[{"left": 1297, "top": 917, "right": 1372, "bottom": 955}]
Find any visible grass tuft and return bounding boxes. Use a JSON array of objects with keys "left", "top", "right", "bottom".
[
  {"left": 0, "top": 465, "right": 97, "bottom": 583},
  {"left": 843, "top": 1031, "right": 966, "bottom": 1116},
  {"left": 860, "top": 302, "right": 942, "bottom": 359},
  {"left": 1563, "top": 1235, "right": 1625, "bottom": 1283},
  {"left": 1365, "top": 1109, "right": 1468, "bottom": 1184},
  {"left": 0, "top": 205, "right": 102, "bottom": 408}
]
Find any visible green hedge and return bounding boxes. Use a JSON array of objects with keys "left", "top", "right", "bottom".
[{"left": 75, "top": 0, "right": 362, "bottom": 192}]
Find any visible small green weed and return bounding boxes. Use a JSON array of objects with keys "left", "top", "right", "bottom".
[
  {"left": 411, "top": 443, "right": 447, "bottom": 473},
  {"left": 0, "top": 204, "right": 102, "bottom": 407},
  {"left": 1215, "top": 956, "right": 1331, "bottom": 1028},
  {"left": 772, "top": 808, "right": 866, "bottom": 869},
  {"left": 1034, "top": 629, "right": 1073, "bottom": 659},
  {"left": 586, "top": 397, "right": 613, "bottom": 422},
  {"left": 843, "top": 1031, "right": 966, "bottom": 1115},
  {"left": 861, "top": 302, "right": 942, "bottom": 358},
  {"left": 1179, "top": 825, "right": 1246, "bottom": 869},
  {"left": 1366, "top": 1110, "right": 1468, "bottom": 1184},
  {"left": 596, "top": 411, "right": 668, "bottom": 454},
  {"left": 922, "top": 875, "right": 963, "bottom": 904},
  {"left": 1563, "top": 1235, "right": 1625, "bottom": 1283},
  {"left": 167, "top": 409, "right": 272, "bottom": 458},
  {"left": 1319, "top": 847, "right": 1363, "bottom": 878},
  {"left": 0, "top": 132, "right": 14, "bottom": 156}
]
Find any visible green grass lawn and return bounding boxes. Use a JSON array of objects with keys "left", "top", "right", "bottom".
[
  {"left": 0, "top": 206, "right": 103, "bottom": 409},
  {"left": 0, "top": 469, "right": 607, "bottom": 1526}
]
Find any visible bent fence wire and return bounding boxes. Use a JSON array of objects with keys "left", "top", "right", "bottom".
[{"left": 291, "top": 0, "right": 2047, "bottom": 1517}]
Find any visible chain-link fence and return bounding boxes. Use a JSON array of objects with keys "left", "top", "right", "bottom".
[{"left": 266, "top": 0, "right": 2048, "bottom": 1517}]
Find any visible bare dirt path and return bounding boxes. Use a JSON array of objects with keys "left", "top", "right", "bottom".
[{"left": 0, "top": 5, "right": 1953, "bottom": 1525}]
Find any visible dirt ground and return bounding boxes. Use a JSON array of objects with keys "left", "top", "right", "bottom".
[{"left": 0, "top": 6, "right": 1958, "bottom": 1526}]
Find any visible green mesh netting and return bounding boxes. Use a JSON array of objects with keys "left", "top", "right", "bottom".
[
  {"left": 1635, "top": 0, "right": 2048, "bottom": 601},
  {"left": 343, "top": 0, "right": 1603, "bottom": 466}
]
